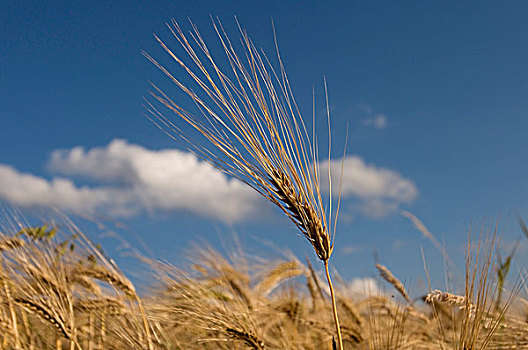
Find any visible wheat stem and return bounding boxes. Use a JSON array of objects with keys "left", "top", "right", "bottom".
[
  {"left": 324, "top": 260, "right": 343, "bottom": 350},
  {"left": 136, "top": 295, "right": 153, "bottom": 350},
  {"left": 3, "top": 278, "right": 21, "bottom": 349},
  {"left": 88, "top": 314, "right": 94, "bottom": 350},
  {"left": 99, "top": 312, "right": 106, "bottom": 350}
]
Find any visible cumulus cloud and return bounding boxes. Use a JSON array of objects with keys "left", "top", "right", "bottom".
[
  {"left": 0, "top": 139, "right": 259, "bottom": 222},
  {"left": 363, "top": 113, "right": 387, "bottom": 129},
  {"left": 0, "top": 164, "right": 134, "bottom": 216},
  {"left": 320, "top": 156, "right": 418, "bottom": 217},
  {"left": 0, "top": 139, "right": 417, "bottom": 221}
]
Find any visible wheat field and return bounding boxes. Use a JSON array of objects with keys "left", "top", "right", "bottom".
[{"left": 0, "top": 217, "right": 525, "bottom": 349}]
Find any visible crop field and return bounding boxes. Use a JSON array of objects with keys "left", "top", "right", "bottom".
[{"left": 0, "top": 218, "right": 525, "bottom": 349}]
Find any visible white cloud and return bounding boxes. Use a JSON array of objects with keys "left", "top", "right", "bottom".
[
  {"left": 0, "top": 140, "right": 417, "bottom": 221},
  {"left": 320, "top": 156, "right": 418, "bottom": 217},
  {"left": 49, "top": 141, "right": 138, "bottom": 184},
  {"left": 363, "top": 113, "right": 388, "bottom": 129},
  {"left": 0, "top": 139, "right": 259, "bottom": 222},
  {"left": 0, "top": 164, "right": 134, "bottom": 216},
  {"left": 346, "top": 277, "right": 383, "bottom": 300}
]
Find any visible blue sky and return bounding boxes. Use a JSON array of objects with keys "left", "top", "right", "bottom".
[{"left": 1, "top": 1, "right": 528, "bottom": 291}]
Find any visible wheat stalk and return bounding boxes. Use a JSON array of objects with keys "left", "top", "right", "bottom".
[
  {"left": 15, "top": 297, "right": 71, "bottom": 340},
  {"left": 338, "top": 299, "right": 363, "bottom": 326},
  {"left": 2, "top": 270, "right": 21, "bottom": 349},
  {"left": 68, "top": 274, "right": 101, "bottom": 295},
  {"left": 74, "top": 265, "right": 135, "bottom": 298},
  {"left": 375, "top": 263, "right": 411, "bottom": 303},
  {"left": 74, "top": 298, "right": 125, "bottom": 315},
  {"left": 74, "top": 264, "right": 153, "bottom": 349},
  {"left": 146, "top": 18, "right": 345, "bottom": 349},
  {"left": 255, "top": 260, "right": 305, "bottom": 296}
]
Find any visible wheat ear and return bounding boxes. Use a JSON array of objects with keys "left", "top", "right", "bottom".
[
  {"left": 0, "top": 237, "right": 24, "bottom": 252},
  {"left": 255, "top": 260, "right": 304, "bottom": 296},
  {"left": 74, "top": 265, "right": 135, "bottom": 298},
  {"left": 225, "top": 327, "right": 265, "bottom": 349},
  {"left": 74, "top": 264, "right": 153, "bottom": 349},
  {"left": 423, "top": 289, "right": 476, "bottom": 315},
  {"left": 375, "top": 263, "right": 411, "bottom": 303},
  {"left": 74, "top": 298, "right": 126, "bottom": 315},
  {"left": 146, "top": 18, "right": 345, "bottom": 349},
  {"left": 15, "top": 297, "right": 71, "bottom": 339}
]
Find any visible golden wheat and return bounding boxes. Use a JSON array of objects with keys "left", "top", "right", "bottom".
[
  {"left": 146, "top": 18, "right": 346, "bottom": 348},
  {"left": 225, "top": 327, "right": 265, "bottom": 349},
  {"left": 15, "top": 297, "right": 71, "bottom": 340},
  {"left": 74, "top": 265, "right": 136, "bottom": 298},
  {"left": 375, "top": 263, "right": 411, "bottom": 304},
  {"left": 0, "top": 214, "right": 522, "bottom": 349}
]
